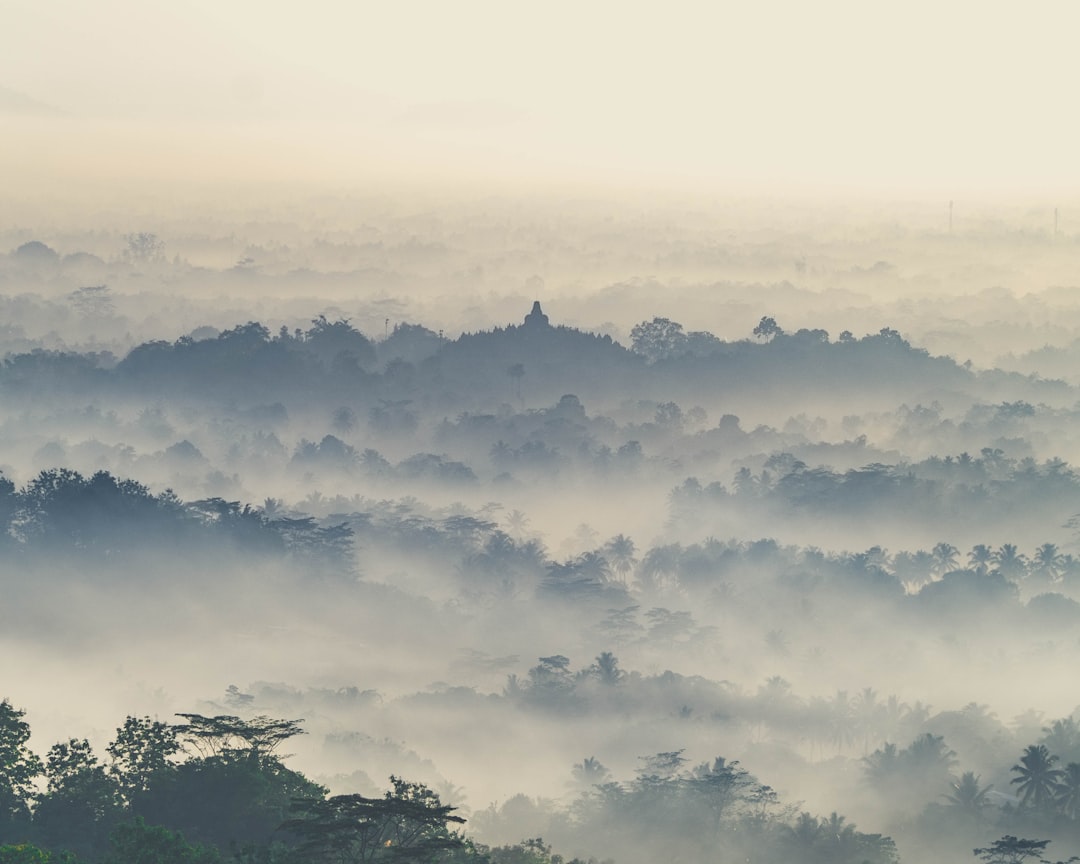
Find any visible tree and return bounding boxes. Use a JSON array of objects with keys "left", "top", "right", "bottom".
[
  {"left": 282, "top": 777, "right": 468, "bottom": 863},
  {"left": 629, "top": 318, "right": 687, "bottom": 363},
  {"left": 107, "top": 716, "right": 181, "bottom": 804},
  {"left": 1055, "top": 762, "right": 1080, "bottom": 820},
  {"left": 944, "top": 771, "right": 993, "bottom": 816},
  {"left": 304, "top": 316, "right": 376, "bottom": 371},
  {"left": 0, "top": 845, "right": 69, "bottom": 864},
  {"left": 123, "top": 233, "right": 165, "bottom": 266},
  {"left": 103, "top": 817, "right": 221, "bottom": 864},
  {"left": 973, "top": 836, "right": 1050, "bottom": 864},
  {"left": 1032, "top": 544, "right": 1065, "bottom": 585},
  {"left": 0, "top": 701, "right": 41, "bottom": 841},
  {"left": 932, "top": 542, "right": 960, "bottom": 576},
  {"left": 68, "top": 285, "right": 114, "bottom": 318},
  {"left": 571, "top": 758, "right": 610, "bottom": 787},
  {"left": 172, "top": 715, "right": 304, "bottom": 762},
  {"left": 969, "top": 544, "right": 994, "bottom": 576},
  {"left": 603, "top": 535, "right": 637, "bottom": 584},
  {"left": 34, "top": 738, "right": 122, "bottom": 859},
  {"left": 589, "top": 652, "right": 623, "bottom": 686},
  {"left": 752, "top": 316, "right": 783, "bottom": 342},
  {"left": 995, "top": 544, "right": 1028, "bottom": 582},
  {"left": 1011, "top": 744, "right": 1063, "bottom": 812},
  {"left": 637, "top": 544, "right": 681, "bottom": 592}
]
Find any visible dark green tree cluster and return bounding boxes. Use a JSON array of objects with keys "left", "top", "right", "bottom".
[
  {"left": 0, "top": 703, "right": 483, "bottom": 864},
  {"left": 0, "top": 469, "right": 352, "bottom": 573}
]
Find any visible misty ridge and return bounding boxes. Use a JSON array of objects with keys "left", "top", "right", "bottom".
[{"left": 7, "top": 200, "right": 1080, "bottom": 864}]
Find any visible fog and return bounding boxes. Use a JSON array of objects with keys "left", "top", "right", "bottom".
[
  {"left": 4, "top": 202, "right": 1080, "bottom": 862},
  {"left": 6, "top": 4, "right": 1080, "bottom": 864}
]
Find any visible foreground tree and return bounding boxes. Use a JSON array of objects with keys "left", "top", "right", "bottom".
[
  {"left": 0, "top": 701, "right": 41, "bottom": 842},
  {"left": 103, "top": 817, "right": 221, "bottom": 864},
  {"left": 283, "top": 777, "right": 469, "bottom": 863}
]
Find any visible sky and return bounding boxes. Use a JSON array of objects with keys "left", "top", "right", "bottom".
[{"left": 2, "top": 1, "right": 1078, "bottom": 199}]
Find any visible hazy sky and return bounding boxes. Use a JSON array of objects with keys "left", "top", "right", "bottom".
[{"left": 3, "top": 1, "right": 1078, "bottom": 198}]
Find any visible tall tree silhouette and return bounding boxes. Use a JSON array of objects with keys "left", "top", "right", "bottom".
[{"left": 1011, "top": 744, "right": 1063, "bottom": 811}]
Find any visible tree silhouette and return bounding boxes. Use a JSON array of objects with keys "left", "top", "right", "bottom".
[
  {"left": 1055, "top": 762, "right": 1080, "bottom": 820},
  {"left": 753, "top": 316, "right": 783, "bottom": 342},
  {"left": 932, "top": 542, "right": 960, "bottom": 576},
  {"left": 0, "top": 700, "right": 41, "bottom": 840},
  {"left": 106, "top": 716, "right": 181, "bottom": 804},
  {"left": 589, "top": 652, "right": 624, "bottom": 686},
  {"left": 1032, "top": 543, "right": 1065, "bottom": 585},
  {"left": 571, "top": 757, "right": 610, "bottom": 787},
  {"left": 973, "top": 836, "right": 1050, "bottom": 864},
  {"left": 282, "top": 777, "right": 466, "bottom": 863},
  {"left": 629, "top": 318, "right": 686, "bottom": 363},
  {"left": 969, "top": 544, "right": 994, "bottom": 576},
  {"left": 995, "top": 544, "right": 1028, "bottom": 582},
  {"left": 603, "top": 535, "right": 637, "bottom": 583},
  {"left": 1011, "top": 744, "right": 1063, "bottom": 811},
  {"left": 944, "top": 771, "right": 993, "bottom": 816}
]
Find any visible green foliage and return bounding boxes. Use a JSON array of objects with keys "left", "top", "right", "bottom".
[
  {"left": 283, "top": 776, "right": 467, "bottom": 863},
  {"left": 0, "top": 701, "right": 41, "bottom": 838},
  {"left": 138, "top": 751, "right": 324, "bottom": 851},
  {"left": 34, "top": 738, "right": 122, "bottom": 860},
  {"left": 107, "top": 717, "right": 181, "bottom": 803},
  {"left": 0, "top": 844, "right": 74, "bottom": 864},
  {"left": 104, "top": 818, "right": 221, "bottom": 864}
]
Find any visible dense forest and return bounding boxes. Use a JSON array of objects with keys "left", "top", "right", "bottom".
[{"left": 5, "top": 204, "right": 1080, "bottom": 864}]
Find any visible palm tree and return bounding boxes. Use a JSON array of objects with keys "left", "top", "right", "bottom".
[
  {"left": 1041, "top": 718, "right": 1080, "bottom": 764},
  {"left": 1055, "top": 762, "right": 1080, "bottom": 820},
  {"left": 504, "top": 509, "right": 530, "bottom": 540},
  {"left": 943, "top": 771, "right": 993, "bottom": 815},
  {"left": 786, "top": 811, "right": 822, "bottom": 846},
  {"left": 637, "top": 543, "right": 682, "bottom": 593},
  {"left": 995, "top": 544, "right": 1028, "bottom": 582},
  {"left": 893, "top": 550, "right": 935, "bottom": 591},
  {"left": 574, "top": 551, "right": 612, "bottom": 583},
  {"left": 603, "top": 534, "right": 637, "bottom": 584},
  {"left": 968, "top": 544, "right": 994, "bottom": 576},
  {"left": 571, "top": 756, "right": 610, "bottom": 787},
  {"left": 853, "top": 688, "right": 883, "bottom": 754},
  {"left": 1032, "top": 543, "right": 1065, "bottom": 585},
  {"left": 1011, "top": 744, "right": 1063, "bottom": 811},
  {"left": 932, "top": 542, "right": 959, "bottom": 576}
]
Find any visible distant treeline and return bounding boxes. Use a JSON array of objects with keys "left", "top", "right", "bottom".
[
  {"left": 0, "top": 312, "right": 996, "bottom": 411},
  {"left": 671, "top": 447, "right": 1080, "bottom": 543},
  {"left": 0, "top": 468, "right": 352, "bottom": 571}
]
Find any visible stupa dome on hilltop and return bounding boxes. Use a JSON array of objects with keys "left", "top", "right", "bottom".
[{"left": 523, "top": 301, "right": 550, "bottom": 328}]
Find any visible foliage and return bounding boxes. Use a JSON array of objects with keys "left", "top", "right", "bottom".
[
  {"left": 0, "top": 702, "right": 41, "bottom": 839},
  {"left": 104, "top": 818, "right": 222, "bottom": 864},
  {"left": 282, "top": 777, "right": 468, "bottom": 863}
]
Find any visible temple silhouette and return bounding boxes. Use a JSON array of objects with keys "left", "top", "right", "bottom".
[{"left": 522, "top": 301, "right": 550, "bottom": 328}]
